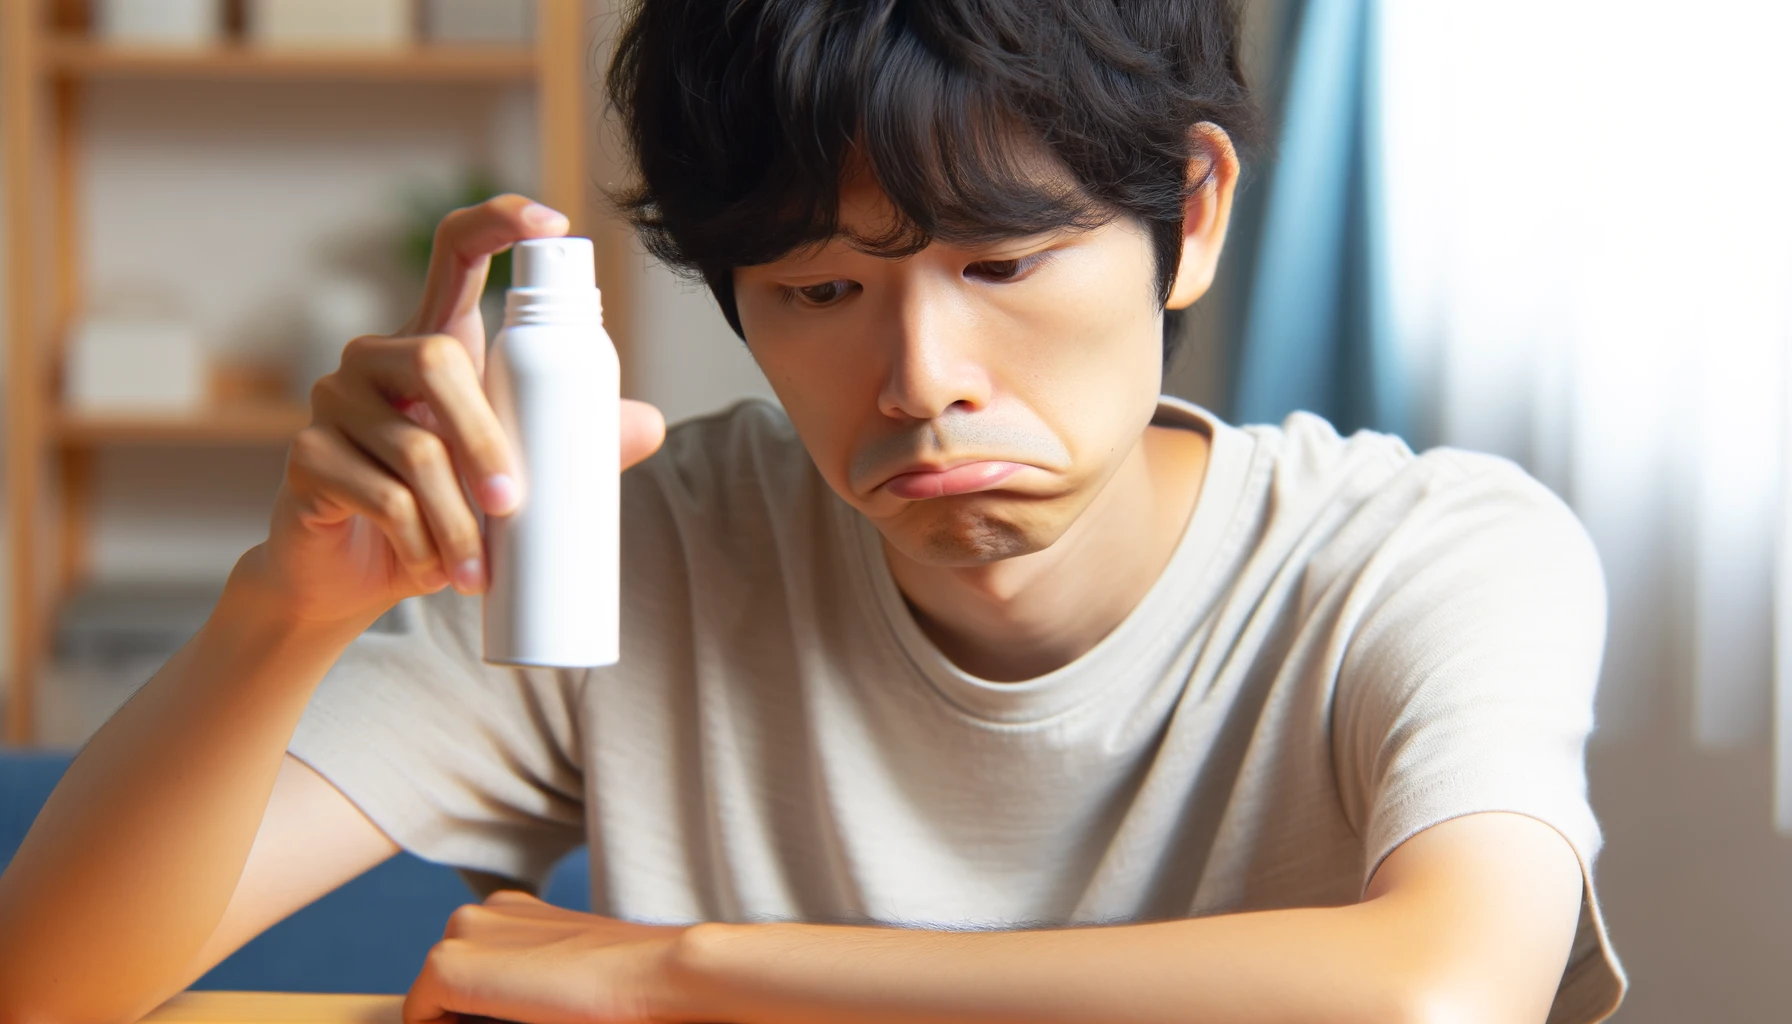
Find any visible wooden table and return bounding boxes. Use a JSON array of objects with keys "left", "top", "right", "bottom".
[{"left": 145, "top": 993, "right": 403, "bottom": 1024}]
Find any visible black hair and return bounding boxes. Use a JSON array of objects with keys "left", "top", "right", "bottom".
[{"left": 608, "top": 0, "right": 1259, "bottom": 363}]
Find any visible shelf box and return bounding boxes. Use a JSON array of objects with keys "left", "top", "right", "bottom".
[
  {"left": 425, "top": 0, "right": 534, "bottom": 45},
  {"left": 93, "top": 0, "right": 225, "bottom": 49},
  {"left": 246, "top": 0, "right": 414, "bottom": 51},
  {"left": 64, "top": 320, "right": 207, "bottom": 415}
]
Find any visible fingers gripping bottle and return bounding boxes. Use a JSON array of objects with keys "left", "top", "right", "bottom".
[{"left": 482, "top": 237, "right": 619, "bottom": 666}]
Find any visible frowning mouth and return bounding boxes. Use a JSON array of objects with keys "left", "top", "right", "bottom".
[{"left": 879, "top": 460, "right": 1026, "bottom": 500}]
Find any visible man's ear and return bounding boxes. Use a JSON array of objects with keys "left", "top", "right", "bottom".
[{"left": 1164, "top": 123, "right": 1241, "bottom": 311}]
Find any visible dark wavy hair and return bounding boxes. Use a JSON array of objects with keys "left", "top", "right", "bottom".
[{"left": 607, "top": 0, "right": 1258, "bottom": 362}]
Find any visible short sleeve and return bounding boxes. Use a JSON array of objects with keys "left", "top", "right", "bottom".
[
  {"left": 289, "top": 589, "right": 585, "bottom": 890},
  {"left": 1333, "top": 453, "right": 1626, "bottom": 1024}
]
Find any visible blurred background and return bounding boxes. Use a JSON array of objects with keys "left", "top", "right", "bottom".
[{"left": 0, "top": 0, "right": 1787, "bottom": 1019}]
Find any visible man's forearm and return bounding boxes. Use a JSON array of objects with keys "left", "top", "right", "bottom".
[
  {"left": 660, "top": 904, "right": 1444, "bottom": 1024},
  {"left": 651, "top": 812, "right": 1582, "bottom": 1024},
  {"left": 0, "top": 548, "right": 370, "bottom": 1024}
]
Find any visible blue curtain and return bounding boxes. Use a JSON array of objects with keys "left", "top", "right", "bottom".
[{"left": 1231, "top": 0, "right": 1403, "bottom": 439}]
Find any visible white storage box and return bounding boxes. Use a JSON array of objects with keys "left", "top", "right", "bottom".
[
  {"left": 247, "top": 0, "right": 415, "bottom": 50},
  {"left": 95, "top": 0, "right": 223, "bottom": 47},
  {"left": 424, "top": 0, "right": 534, "bottom": 44},
  {"left": 66, "top": 319, "right": 207, "bottom": 413}
]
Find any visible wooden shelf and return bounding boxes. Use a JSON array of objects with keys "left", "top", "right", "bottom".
[
  {"left": 56, "top": 403, "right": 309, "bottom": 445},
  {"left": 3, "top": 0, "right": 600, "bottom": 744},
  {"left": 44, "top": 38, "right": 537, "bottom": 81}
]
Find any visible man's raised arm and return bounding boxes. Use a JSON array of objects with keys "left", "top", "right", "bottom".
[{"left": 0, "top": 194, "right": 664, "bottom": 1024}]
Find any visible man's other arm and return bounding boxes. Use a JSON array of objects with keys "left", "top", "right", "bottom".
[{"left": 660, "top": 810, "right": 1580, "bottom": 1024}]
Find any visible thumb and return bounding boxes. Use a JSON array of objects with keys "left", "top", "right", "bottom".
[{"left": 620, "top": 399, "right": 666, "bottom": 470}]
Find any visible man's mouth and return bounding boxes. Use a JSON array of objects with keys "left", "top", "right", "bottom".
[{"left": 880, "top": 461, "right": 1025, "bottom": 500}]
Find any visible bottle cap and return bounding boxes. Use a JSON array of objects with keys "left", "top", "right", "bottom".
[{"left": 512, "top": 237, "right": 595, "bottom": 291}]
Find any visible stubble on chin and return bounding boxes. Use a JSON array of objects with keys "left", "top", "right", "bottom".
[{"left": 915, "top": 508, "right": 1035, "bottom": 565}]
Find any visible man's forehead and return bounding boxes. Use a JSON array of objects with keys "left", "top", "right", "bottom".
[
  {"left": 834, "top": 166, "right": 908, "bottom": 240},
  {"left": 832, "top": 134, "right": 1088, "bottom": 226}
]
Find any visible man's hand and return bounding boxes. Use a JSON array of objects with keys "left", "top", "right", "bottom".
[
  {"left": 256, "top": 193, "right": 667, "bottom": 629},
  {"left": 405, "top": 891, "right": 688, "bottom": 1024}
]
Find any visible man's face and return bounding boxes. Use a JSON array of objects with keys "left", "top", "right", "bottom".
[{"left": 733, "top": 178, "right": 1166, "bottom": 568}]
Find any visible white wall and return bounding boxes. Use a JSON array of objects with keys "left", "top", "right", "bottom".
[
  {"left": 628, "top": 256, "right": 776, "bottom": 428},
  {"left": 83, "top": 78, "right": 535, "bottom": 363},
  {"left": 78, "top": 77, "right": 539, "bottom": 582},
  {"left": 1589, "top": 737, "right": 1792, "bottom": 1023},
  {"left": 71, "top": 73, "right": 771, "bottom": 583}
]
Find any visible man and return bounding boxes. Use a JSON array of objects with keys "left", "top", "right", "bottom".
[{"left": 0, "top": 2, "right": 1625, "bottom": 1022}]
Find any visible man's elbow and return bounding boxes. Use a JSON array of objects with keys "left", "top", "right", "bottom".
[
  {"left": 1343, "top": 944, "right": 1553, "bottom": 1024},
  {"left": 1384, "top": 976, "right": 1548, "bottom": 1024}
]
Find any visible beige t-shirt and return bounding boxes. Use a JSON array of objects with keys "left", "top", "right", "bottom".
[{"left": 290, "top": 397, "right": 1625, "bottom": 1022}]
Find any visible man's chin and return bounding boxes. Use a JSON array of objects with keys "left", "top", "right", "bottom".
[{"left": 878, "top": 505, "right": 1063, "bottom": 568}]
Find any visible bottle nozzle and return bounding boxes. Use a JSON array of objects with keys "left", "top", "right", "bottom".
[{"left": 512, "top": 237, "right": 595, "bottom": 291}]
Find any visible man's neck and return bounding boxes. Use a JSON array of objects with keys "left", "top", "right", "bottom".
[{"left": 885, "top": 420, "right": 1211, "bottom": 682}]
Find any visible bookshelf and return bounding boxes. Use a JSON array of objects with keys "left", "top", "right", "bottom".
[{"left": 1, "top": 0, "right": 627, "bottom": 744}]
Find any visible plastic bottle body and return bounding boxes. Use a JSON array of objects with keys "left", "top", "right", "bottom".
[{"left": 482, "top": 309, "right": 620, "bottom": 667}]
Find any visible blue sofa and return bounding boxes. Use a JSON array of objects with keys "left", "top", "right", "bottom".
[{"left": 0, "top": 750, "right": 591, "bottom": 994}]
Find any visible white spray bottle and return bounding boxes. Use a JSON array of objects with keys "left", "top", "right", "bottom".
[{"left": 482, "top": 237, "right": 619, "bottom": 666}]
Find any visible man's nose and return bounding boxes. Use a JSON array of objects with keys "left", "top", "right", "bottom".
[{"left": 875, "top": 280, "right": 992, "bottom": 421}]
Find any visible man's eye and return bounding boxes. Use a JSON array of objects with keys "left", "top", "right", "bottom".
[
  {"left": 793, "top": 280, "right": 855, "bottom": 306},
  {"left": 966, "top": 253, "right": 1052, "bottom": 282}
]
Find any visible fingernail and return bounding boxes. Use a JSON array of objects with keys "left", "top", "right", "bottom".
[
  {"left": 479, "top": 473, "right": 521, "bottom": 514},
  {"left": 521, "top": 202, "right": 567, "bottom": 229},
  {"left": 452, "top": 558, "right": 484, "bottom": 593}
]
